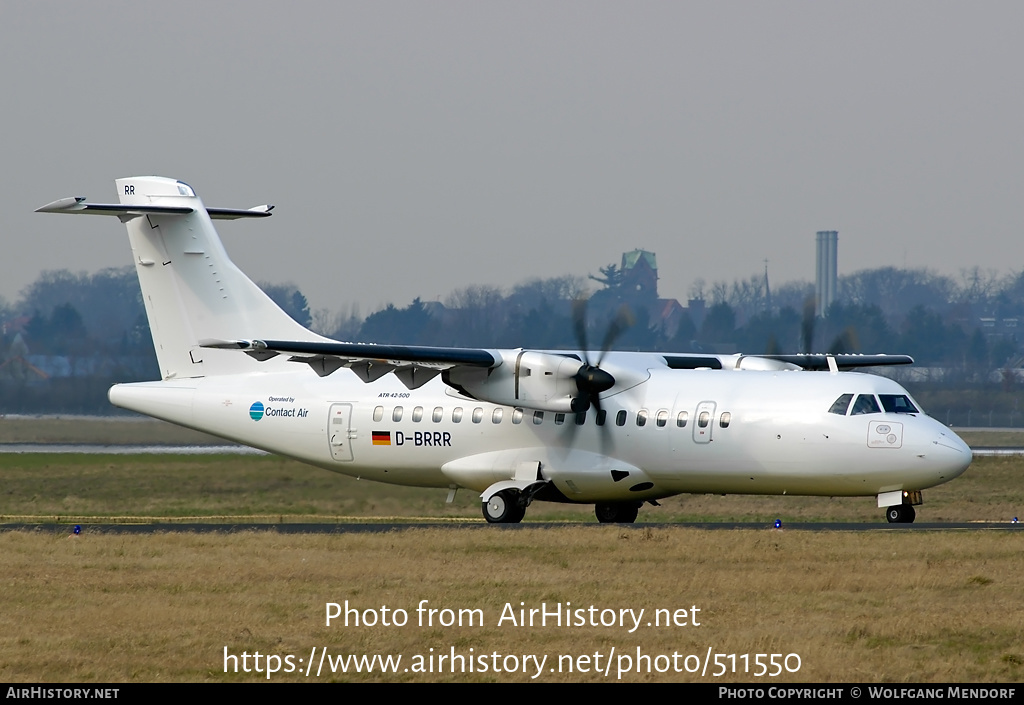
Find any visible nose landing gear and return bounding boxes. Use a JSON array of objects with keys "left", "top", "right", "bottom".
[
  {"left": 879, "top": 489, "right": 922, "bottom": 524},
  {"left": 885, "top": 504, "right": 916, "bottom": 524}
]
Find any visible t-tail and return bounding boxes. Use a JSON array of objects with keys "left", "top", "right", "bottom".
[{"left": 37, "top": 176, "right": 328, "bottom": 379}]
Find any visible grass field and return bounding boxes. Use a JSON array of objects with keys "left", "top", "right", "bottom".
[
  {"left": 0, "top": 528, "right": 1021, "bottom": 682},
  {"left": 0, "top": 452, "right": 1021, "bottom": 524},
  {"left": 0, "top": 416, "right": 226, "bottom": 445},
  {"left": 1, "top": 422, "right": 1022, "bottom": 683}
]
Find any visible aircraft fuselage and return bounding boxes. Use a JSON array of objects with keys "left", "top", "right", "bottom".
[{"left": 109, "top": 352, "right": 971, "bottom": 504}]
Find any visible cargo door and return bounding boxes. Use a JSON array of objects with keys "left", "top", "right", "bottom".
[{"left": 328, "top": 403, "right": 355, "bottom": 461}]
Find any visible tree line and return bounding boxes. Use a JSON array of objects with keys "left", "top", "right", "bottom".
[{"left": 2, "top": 264, "right": 1022, "bottom": 417}]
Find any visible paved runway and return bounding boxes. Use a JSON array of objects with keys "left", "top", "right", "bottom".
[{"left": 3, "top": 521, "right": 1021, "bottom": 534}]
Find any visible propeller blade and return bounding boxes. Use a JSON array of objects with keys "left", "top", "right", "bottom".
[
  {"left": 827, "top": 326, "right": 859, "bottom": 355},
  {"left": 801, "top": 297, "right": 816, "bottom": 352},
  {"left": 564, "top": 298, "right": 627, "bottom": 455},
  {"left": 597, "top": 304, "right": 635, "bottom": 366},
  {"left": 572, "top": 298, "right": 590, "bottom": 357}
]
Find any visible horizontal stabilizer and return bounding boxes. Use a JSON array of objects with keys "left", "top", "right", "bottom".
[{"left": 35, "top": 198, "right": 272, "bottom": 221}]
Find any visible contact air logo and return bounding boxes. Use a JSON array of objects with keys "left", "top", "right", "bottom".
[{"left": 249, "top": 398, "right": 309, "bottom": 421}]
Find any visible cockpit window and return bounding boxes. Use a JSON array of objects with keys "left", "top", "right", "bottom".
[
  {"left": 879, "top": 394, "right": 919, "bottom": 414},
  {"left": 850, "top": 394, "right": 881, "bottom": 415},
  {"left": 828, "top": 394, "right": 853, "bottom": 415}
]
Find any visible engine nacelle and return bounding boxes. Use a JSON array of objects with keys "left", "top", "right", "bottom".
[
  {"left": 732, "top": 355, "right": 802, "bottom": 371},
  {"left": 444, "top": 350, "right": 585, "bottom": 413}
]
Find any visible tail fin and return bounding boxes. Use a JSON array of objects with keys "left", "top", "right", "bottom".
[{"left": 38, "top": 176, "right": 327, "bottom": 379}]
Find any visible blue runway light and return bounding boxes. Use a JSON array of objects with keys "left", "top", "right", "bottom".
[
  {"left": 773, "top": 519, "right": 782, "bottom": 529},
  {"left": 73, "top": 525, "right": 81, "bottom": 535}
]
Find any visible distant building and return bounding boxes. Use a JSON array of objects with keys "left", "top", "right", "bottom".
[
  {"left": 620, "top": 249, "right": 659, "bottom": 302},
  {"left": 616, "top": 249, "right": 699, "bottom": 340}
]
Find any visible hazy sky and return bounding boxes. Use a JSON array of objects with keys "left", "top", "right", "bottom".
[{"left": 3, "top": 1, "right": 1023, "bottom": 317}]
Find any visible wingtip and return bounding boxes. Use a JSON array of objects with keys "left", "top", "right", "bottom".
[{"left": 35, "top": 196, "right": 86, "bottom": 213}]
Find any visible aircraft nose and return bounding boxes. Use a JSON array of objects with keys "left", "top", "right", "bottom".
[{"left": 929, "top": 427, "right": 973, "bottom": 480}]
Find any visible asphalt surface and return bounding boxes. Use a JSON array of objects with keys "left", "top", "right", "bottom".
[{"left": 3, "top": 521, "right": 1021, "bottom": 534}]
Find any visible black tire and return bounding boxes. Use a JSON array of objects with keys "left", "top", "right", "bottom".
[
  {"left": 483, "top": 490, "right": 524, "bottom": 524},
  {"left": 885, "top": 504, "right": 916, "bottom": 524},
  {"left": 595, "top": 502, "right": 639, "bottom": 524}
]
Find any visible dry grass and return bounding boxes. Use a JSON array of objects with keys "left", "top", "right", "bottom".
[
  {"left": 0, "top": 453, "right": 1021, "bottom": 524},
  {"left": 958, "top": 430, "right": 1024, "bottom": 447},
  {"left": 0, "top": 528, "right": 1020, "bottom": 682},
  {"left": 1, "top": 439, "right": 1022, "bottom": 683},
  {"left": 0, "top": 416, "right": 224, "bottom": 445}
]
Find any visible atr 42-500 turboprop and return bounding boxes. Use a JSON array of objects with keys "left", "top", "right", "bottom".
[{"left": 37, "top": 177, "right": 972, "bottom": 524}]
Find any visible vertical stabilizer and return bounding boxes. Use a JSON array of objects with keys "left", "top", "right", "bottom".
[{"left": 114, "top": 176, "right": 325, "bottom": 378}]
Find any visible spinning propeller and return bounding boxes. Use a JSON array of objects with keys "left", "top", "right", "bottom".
[{"left": 566, "top": 300, "right": 634, "bottom": 450}]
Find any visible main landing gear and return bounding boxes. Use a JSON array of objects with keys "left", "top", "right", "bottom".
[
  {"left": 483, "top": 489, "right": 526, "bottom": 524},
  {"left": 595, "top": 502, "right": 641, "bottom": 524},
  {"left": 481, "top": 492, "right": 644, "bottom": 524}
]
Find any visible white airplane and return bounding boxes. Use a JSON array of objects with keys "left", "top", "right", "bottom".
[{"left": 37, "top": 176, "right": 972, "bottom": 524}]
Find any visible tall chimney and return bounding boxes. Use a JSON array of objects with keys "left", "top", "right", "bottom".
[{"left": 815, "top": 230, "right": 838, "bottom": 317}]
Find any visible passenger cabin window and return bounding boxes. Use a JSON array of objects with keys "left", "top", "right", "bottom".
[
  {"left": 575, "top": 412, "right": 586, "bottom": 426},
  {"left": 472, "top": 407, "right": 484, "bottom": 423},
  {"left": 719, "top": 412, "right": 732, "bottom": 428},
  {"left": 452, "top": 407, "right": 463, "bottom": 423},
  {"left": 554, "top": 413, "right": 566, "bottom": 425},
  {"left": 616, "top": 410, "right": 627, "bottom": 426},
  {"left": 596, "top": 409, "right": 607, "bottom": 426},
  {"left": 492, "top": 408, "right": 503, "bottom": 424},
  {"left": 656, "top": 410, "right": 668, "bottom": 427},
  {"left": 412, "top": 406, "right": 423, "bottom": 422},
  {"left": 432, "top": 407, "right": 443, "bottom": 423},
  {"left": 512, "top": 408, "right": 523, "bottom": 424},
  {"left": 851, "top": 394, "right": 881, "bottom": 415},
  {"left": 373, "top": 406, "right": 384, "bottom": 422},
  {"left": 829, "top": 394, "right": 853, "bottom": 416},
  {"left": 879, "top": 394, "right": 919, "bottom": 414},
  {"left": 392, "top": 407, "right": 403, "bottom": 422},
  {"left": 636, "top": 410, "right": 648, "bottom": 427},
  {"left": 533, "top": 410, "right": 544, "bottom": 425},
  {"left": 698, "top": 411, "right": 710, "bottom": 428},
  {"left": 676, "top": 411, "right": 688, "bottom": 428}
]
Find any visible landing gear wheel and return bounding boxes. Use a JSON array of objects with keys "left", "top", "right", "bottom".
[
  {"left": 483, "top": 490, "right": 525, "bottom": 524},
  {"left": 595, "top": 502, "right": 640, "bottom": 524},
  {"left": 885, "top": 504, "right": 916, "bottom": 524}
]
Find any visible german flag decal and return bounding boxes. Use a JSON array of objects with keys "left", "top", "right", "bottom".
[{"left": 371, "top": 431, "right": 391, "bottom": 446}]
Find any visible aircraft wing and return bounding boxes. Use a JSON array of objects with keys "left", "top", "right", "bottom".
[
  {"left": 664, "top": 353, "right": 913, "bottom": 372},
  {"left": 201, "top": 338, "right": 498, "bottom": 388},
  {"left": 758, "top": 354, "right": 913, "bottom": 370},
  {"left": 203, "top": 338, "right": 914, "bottom": 383}
]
